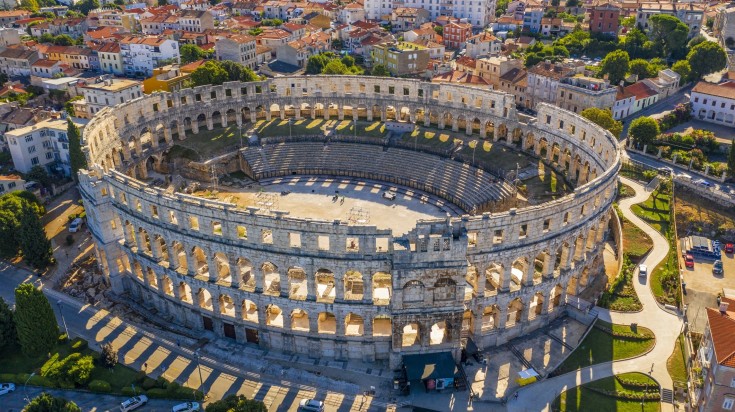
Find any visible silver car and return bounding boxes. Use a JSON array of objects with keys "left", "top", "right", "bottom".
[
  {"left": 299, "top": 399, "right": 324, "bottom": 412},
  {"left": 120, "top": 395, "right": 148, "bottom": 412}
]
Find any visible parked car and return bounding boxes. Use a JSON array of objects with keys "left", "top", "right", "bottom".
[
  {"left": 685, "top": 254, "right": 695, "bottom": 268},
  {"left": 726, "top": 243, "right": 734, "bottom": 254},
  {"left": 69, "top": 218, "right": 83, "bottom": 233},
  {"left": 0, "top": 383, "right": 15, "bottom": 395},
  {"left": 120, "top": 395, "right": 148, "bottom": 412},
  {"left": 299, "top": 399, "right": 325, "bottom": 412},
  {"left": 694, "top": 179, "right": 713, "bottom": 188},
  {"left": 172, "top": 401, "right": 200, "bottom": 412},
  {"left": 714, "top": 260, "right": 724, "bottom": 275},
  {"left": 382, "top": 191, "right": 396, "bottom": 200},
  {"left": 638, "top": 264, "right": 647, "bottom": 278}
]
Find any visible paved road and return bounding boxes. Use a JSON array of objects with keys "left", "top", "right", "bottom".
[
  {"left": 621, "top": 85, "right": 693, "bottom": 138},
  {"left": 509, "top": 177, "right": 684, "bottom": 412},
  {"left": 0, "top": 262, "right": 385, "bottom": 412},
  {"left": 3, "top": 386, "right": 178, "bottom": 412}
]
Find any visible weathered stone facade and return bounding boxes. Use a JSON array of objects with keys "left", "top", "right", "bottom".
[{"left": 78, "top": 75, "right": 620, "bottom": 368}]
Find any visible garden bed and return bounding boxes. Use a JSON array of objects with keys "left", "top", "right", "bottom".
[{"left": 552, "top": 372, "right": 660, "bottom": 412}]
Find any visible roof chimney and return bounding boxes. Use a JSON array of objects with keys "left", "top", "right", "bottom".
[{"left": 721, "top": 301, "right": 730, "bottom": 314}]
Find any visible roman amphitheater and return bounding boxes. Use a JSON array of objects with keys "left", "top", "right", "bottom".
[{"left": 78, "top": 75, "right": 620, "bottom": 369}]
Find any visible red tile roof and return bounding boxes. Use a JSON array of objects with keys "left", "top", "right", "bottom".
[
  {"left": 624, "top": 81, "right": 658, "bottom": 100},
  {"left": 706, "top": 297, "right": 735, "bottom": 367},
  {"left": 693, "top": 80, "right": 735, "bottom": 100}
]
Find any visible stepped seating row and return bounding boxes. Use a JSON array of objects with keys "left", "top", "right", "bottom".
[{"left": 242, "top": 142, "right": 514, "bottom": 212}]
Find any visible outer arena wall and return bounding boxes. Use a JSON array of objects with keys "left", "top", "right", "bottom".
[{"left": 78, "top": 76, "right": 620, "bottom": 368}]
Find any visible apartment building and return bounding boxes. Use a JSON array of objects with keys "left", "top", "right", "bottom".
[
  {"left": 179, "top": 10, "right": 215, "bottom": 33},
  {"left": 476, "top": 55, "right": 523, "bottom": 88},
  {"left": 364, "top": 0, "right": 495, "bottom": 28},
  {"left": 692, "top": 297, "right": 735, "bottom": 411},
  {"left": 96, "top": 42, "right": 123, "bottom": 76},
  {"left": 443, "top": 22, "right": 473, "bottom": 50},
  {"left": 0, "top": 48, "right": 39, "bottom": 77},
  {"left": 6, "top": 118, "right": 86, "bottom": 177},
  {"left": 691, "top": 80, "right": 735, "bottom": 127},
  {"left": 119, "top": 36, "right": 180, "bottom": 77},
  {"left": 465, "top": 31, "right": 502, "bottom": 58},
  {"left": 80, "top": 78, "right": 143, "bottom": 117},
  {"left": 525, "top": 60, "right": 584, "bottom": 107},
  {"left": 215, "top": 34, "right": 257, "bottom": 69},
  {"left": 588, "top": 1, "right": 620, "bottom": 36},
  {"left": 0, "top": 174, "right": 25, "bottom": 195},
  {"left": 371, "top": 42, "right": 429, "bottom": 76},
  {"left": 555, "top": 76, "right": 617, "bottom": 114}
]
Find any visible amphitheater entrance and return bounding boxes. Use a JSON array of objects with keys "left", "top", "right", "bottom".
[{"left": 245, "top": 328, "right": 259, "bottom": 344}]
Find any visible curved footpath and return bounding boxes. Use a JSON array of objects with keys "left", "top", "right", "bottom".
[{"left": 510, "top": 177, "right": 683, "bottom": 412}]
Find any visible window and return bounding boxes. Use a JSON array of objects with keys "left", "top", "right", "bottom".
[
  {"left": 28, "top": 146, "right": 36, "bottom": 154},
  {"left": 31, "top": 157, "right": 39, "bottom": 165},
  {"left": 724, "top": 397, "right": 735, "bottom": 410},
  {"left": 730, "top": 377, "right": 735, "bottom": 388},
  {"left": 25, "top": 135, "right": 33, "bottom": 143}
]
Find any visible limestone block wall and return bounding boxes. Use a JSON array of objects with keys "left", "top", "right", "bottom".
[{"left": 77, "top": 76, "right": 620, "bottom": 368}]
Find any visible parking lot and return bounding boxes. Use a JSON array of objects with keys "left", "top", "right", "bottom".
[{"left": 682, "top": 247, "right": 735, "bottom": 333}]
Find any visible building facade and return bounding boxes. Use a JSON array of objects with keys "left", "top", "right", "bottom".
[
  {"left": 6, "top": 118, "right": 85, "bottom": 176},
  {"left": 691, "top": 80, "right": 735, "bottom": 127}
]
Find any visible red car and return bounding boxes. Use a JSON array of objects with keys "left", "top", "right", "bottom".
[
  {"left": 726, "top": 243, "right": 734, "bottom": 254},
  {"left": 685, "top": 254, "right": 695, "bottom": 268}
]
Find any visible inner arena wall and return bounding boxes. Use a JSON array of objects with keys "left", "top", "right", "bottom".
[{"left": 78, "top": 76, "right": 620, "bottom": 368}]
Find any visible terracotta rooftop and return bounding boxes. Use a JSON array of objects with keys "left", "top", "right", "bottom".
[
  {"left": 624, "top": 81, "right": 658, "bottom": 100},
  {"left": 432, "top": 70, "right": 489, "bottom": 86},
  {"left": 706, "top": 297, "right": 735, "bottom": 368},
  {"left": 693, "top": 81, "right": 735, "bottom": 100}
]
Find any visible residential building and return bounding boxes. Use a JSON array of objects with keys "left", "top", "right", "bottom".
[
  {"left": 624, "top": 81, "right": 659, "bottom": 115},
  {"left": 257, "top": 29, "right": 292, "bottom": 50},
  {"left": 409, "top": 39, "right": 445, "bottom": 60},
  {"left": 371, "top": 42, "right": 429, "bottom": 76},
  {"left": 339, "top": 3, "right": 365, "bottom": 25},
  {"left": 31, "top": 59, "right": 64, "bottom": 79},
  {"left": 364, "top": 0, "right": 495, "bottom": 28},
  {"left": 141, "top": 13, "right": 180, "bottom": 35},
  {"left": 691, "top": 297, "right": 735, "bottom": 411},
  {"left": 691, "top": 80, "right": 735, "bottom": 126},
  {"left": 43, "top": 45, "right": 92, "bottom": 70},
  {"left": 555, "top": 76, "right": 617, "bottom": 114},
  {"left": 179, "top": 10, "right": 215, "bottom": 33},
  {"left": 96, "top": 42, "right": 123, "bottom": 76},
  {"left": 636, "top": 1, "right": 703, "bottom": 38},
  {"left": 431, "top": 70, "right": 489, "bottom": 87},
  {"left": 588, "top": 2, "right": 620, "bottom": 36},
  {"left": 0, "top": 10, "right": 30, "bottom": 26},
  {"left": 143, "top": 64, "right": 191, "bottom": 93},
  {"left": 6, "top": 118, "right": 86, "bottom": 177},
  {"left": 522, "top": 7, "right": 544, "bottom": 33},
  {"left": 465, "top": 31, "right": 502, "bottom": 58},
  {"left": 0, "top": 174, "right": 24, "bottom": 195},
  {"left": 0, "top": 106, "right": 51, "bottom": 151},
  {"left": 79, "top": 78, "right": 143, "bottom": 118},
  {"left": 714, "top": 2, "right": 735, "bottom": 51},
  {"left": 476, "top": 55, "right": 523, "bottom": 88},
  {"left": 613, "top": 85, "right": 635, "bottom": 120},
  {"left": 276, "top": 32, "right": 331, "bottom": 68},
  {"left": 0, "top": 48, "right": 40, "bottom": 77},
  {"left": 540, "top": 18, "right": 562, "bottom": 37},
  {"left": 0, "top": 28, "right": 20, "bottom": 48},
  {"left": 390, "top": 8, "right": 430, "bottom": 32},
  {"left": 90, "top": 9, "right": 138, "bottom": 32},
  {"left": 642, "top": 69, "right": 680, "bottom": 99},
  {"left": 215, "top": 34, "right": 257, "bottom": 69},
  {"left": 119, "top": 36, "right": 180, "bottom": 77},
  {"left": 443, "top": 22, "right": 472, "bottom": 50},
  {"left": 497, "top": 67, "right": 528, "bottom": 107},
  {"left": 301, "top": 12, "right": 331, "bottom": 30},
  {"left": 525, "top": 60, "right": 584, "bottom": 107}
]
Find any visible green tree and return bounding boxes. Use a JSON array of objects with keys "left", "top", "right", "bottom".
[
  {"left": 218, "top": 60, "right": 257, "bottom": 82},
  {"left": 67, "top": 118, "right": 86, "bottom": 180},
  {"left": 371, "top": 64, "right": 390, "bottom": 76},
  {"left": 599, "top": 50, "right": 629, "bottom": 85},
  {"left": 0, "top": 297, "right": 17, "bottom": 351},
  {"left": 620, "top": 28, "right": 650, "bottom": 59},
  {"left": 180, "top": 44, "right": 207, "bottom": 64},
  {"left": 64, "top": 95, "right": 84, "bottom": 117},
  {"left": 0, "top": 194, "right": 24, "bottom": 258},
  {"left": 52, "top": 35, "right": 74, "bottom": 46},
  {"left": 433, "top": 25, "right": 443, "bottom": 36},
  {"left": 189, "top": 60, "right": 229, "bottom": 86},
  {"left": 14, "top": 283, "right": 58, "bottom": 357},
  {"left": 101, "top": 342, "right": 118, "bottom": 368},
  {"left": 671, "top": 60, "right": 691, "bottom": 83},
  {"left": 17, "top": 206, "right": 52, "bottom": 268},
  {"left": 72, "top": 0, "right": 99, "bottom": 15},
  {"left": 580, "top": 108, "right": 623, "bottom": 138},
  {"left": 620, "top": 16, "right": 636, "bottom": 28},
  {"left": 649, "top": 14, "right": 689, "bottom": 58},
  {"left": 728, "top": 139, "right": 735, "bottom": 177},
  {"left": 322, "top": 59, "right": 348, "bottom": 74},
  {"left": 205, "top": 394, "right": 267, "bottom": 412},
  {"left": 67, "top": 354, "right": 94, "bottom": 385},
  {"left": 628, "top": 58, "right": 656, "bottom": 79},
  {"left": 24, "top": 393, "right": 81, "bottom": 412},
  {"left": 628, "top": 116, "right": 660, "bottom": 147},
  {"left": 19, "top": 0, "right": 40, "bottom": 12},
  {"left": 305, "top": 53, "right": 331, "bottom": 74},
  {"left": 26, "top": 165, "right": 52, "bottom": 188},
  {"left": 687, "top": 35, "right": 706, "bottom": 49},
  {"left": 687, "top": 41, "right": 728, "bottom": 79}
]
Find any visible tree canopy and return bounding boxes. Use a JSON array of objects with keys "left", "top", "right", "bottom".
[
  {"left": 628, "top": 116, "right": 660, "bottom": 146},
  {"left": 580, "top": 108, "right": 623, "bottom": 138},
  {"left": 687, "top": 41, "right": 727, "bottom": 79},
  {"left": 68, "top": 118, "right": 86, "bottom": 180},
  {"left": 14, "top": 283, "right": 58, "bottom": 357},
  {"left": 188, "top": 60, "right": 258, "bottom": 87},
  {"left": 205, "top": 395, "right": 267, "bottom": 412},
  {"left": 599, "top": 50, "right": 629, "bottom": 85},
  {"left": 180, "top": 44, "right": 212, "bottom": 65},
  {"left": 524, "top": 42, "right": 569, "bottom": 67},
  {"left": 305, "top": 52, "right": 362, "bottom": 75},
  {"left": 25, "top": 393, "right": 82, "bottom": 412},
  {"left": 370, "top": 64, "right": 390, "bottom": 77},
  {"left": 649, "top": 14, "right": 689, "bottom": 58},
  {"left": 628, "top": 59, "right": 657, "bottom": 79},
  {"left": 0, "top": 191, "right": 50, "bottom": 268},
  {"left": 671, "top": 60, "right": 691, "bottom": 83},
  {"left": 0, "top": 297, "right": 16, "bottom": 351}
]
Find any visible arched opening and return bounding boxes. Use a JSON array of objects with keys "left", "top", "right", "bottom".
[
  {"left": 403, "top": 280, "right": 424, "bottom": 303},
  {"left": 345, "top": 313, "right": 364, "bottom": 336},
  {"left": 146, "top": 267, "right": 158, "bottom": 289},
  {"left": 315, "top": 269, "right": 335, "bottom": 303},
  {"left": 265, "top": 304, "right": 283, "bottom": 328},
  {"left": 178, "top": 282, "right": 192, "bottom": 303},
  {"left": 485, "top": 263, "right": 501, "bottom": 296},
  {"left": 219, "top": 294, "right": 235, "bottom": 317},
  {"left": 482, "top": 305, "right": 500, "bottom": 333},
  {"left": 372, "top": 272, "right": 392, "bottom": 305},
  {"left": 550, "top": 284, "right": 564, "bottom": 309},
  {"left": 214, "top": 252, "right": 231, "bottom": 283},
  {"left": 506, "top": 298, "right": 524, "bottom": 327},
  {"left": 156, "top": 236, "right": 169, "bottom": 263},
  {"left": 510, "top": 258, "right": 526, "bottom": 291},
  {"left": 433, "top": 276, "right": 457, "bottom": 301},
  {"left": 533, "top": 252, "right": 547, "bottom": 284},
  {"left": 288, "top": 267, "right": 307, "bottom": 300},
  {"left": 429, "top": 321, "right": 449, "bottom": 345},
  {"left": 262, "top": 262, "right": 280, "bottom": 296},
  {"left": 197, "top": 288, "right": 213, "bottom": 311},
  {"left": 291, "top": 308, "right": 309, "bottom": 331},
  {"left": 161, "top": 276, "right": 173, "bottom": 296},
  {"left": 138, "top": 228, "right": 152, "bottom": 255},
  {"left": 242, "top": 300, "right": 258, "bottom": 323},
  {"left": 465, "top": 265, "right": 478, "bottom": 301},
  {"left": 402, "top": 323, "right": 420, "bottom": 347},
  {"left": 317, "top": 312, "right": 336, "bottom": 334},
  {"left": 192, "top": 246, "right": 208, "bottom": 276},
  {"left": 238, "top": 258, "right": 255, "bottom": 291},
  {"left": 133, "top": 261, "right": 144, "bottom": 280},
  {"left": 373, "top": 315, "right": 392, "bottom": 337},
  {"left": 344, "top": 270, "right": 364, "bottom": 301},
  {"left": 462, "top": 310, "right": 474, "bottom": 338},
  {"left": 529, "top": 292, "right": 544, "bottom": 320}
]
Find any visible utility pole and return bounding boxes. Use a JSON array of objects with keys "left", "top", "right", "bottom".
[{"left": 195, "top": 348, "right": 204, "bottom": 401}]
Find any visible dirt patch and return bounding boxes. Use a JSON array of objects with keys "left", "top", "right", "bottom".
[{"left": 675, "top": 190, "right": 735, "bottom": 241}]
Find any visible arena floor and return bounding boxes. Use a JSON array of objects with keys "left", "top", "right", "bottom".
[{"left": 198, "top": 176, "right": 458, "bottom": 235}]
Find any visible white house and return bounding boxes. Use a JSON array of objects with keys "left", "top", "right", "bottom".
[
  {"left": 6, "top": 118, "right": 87, "bottom": 177},
  {"left": 691, "top": 80, "right": 735, "bottom": 126},
  {"left": 0, "top": 174, "right": 24, "bottom": 195},
  {"left": 119, "top": 36, "right": 180, "bottom": 77},
  {"left": 613, "top": 85, "right": 636, "bottom": 120},
  {"left": 81, "top": 78, "right": 143, "bottom": 117}
]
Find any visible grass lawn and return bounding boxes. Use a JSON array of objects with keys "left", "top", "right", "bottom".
[
  {"left": 631, "top": 189, "right": 671, "bottom": 235},
  {"left": 621, "top": 215, "right": 653, "bottom": 262},
  {"left": 667, "top": 333, "right": 688, "bottom": 387},
  {"left": 553, "top": 373, "right": 660, "bottom": 412},
  {"left": 617, "top": 182, "right": 636, "bottom": 200},
  {"left": 553, "top": 320, "right": 655, "bottom": 375},
  {"left": 174, "top": 124, "right": 243, "bottom": 159}
]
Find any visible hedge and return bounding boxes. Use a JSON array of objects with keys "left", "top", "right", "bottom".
[
  {"left": 594, "top": 324, "right": 654, "bottom": 341},
  {"left": 141, "top": 377, "right": 158, "bottom": 390},
  {"left": 121, "top": 386, "right": 143, "bottom": 396},
  {"left": 88, "top": 379, "right": 112, "bottom": 393},
  {"left": 586, "top": 386, "right": 661, "bottom": 401},
  {"left": 29, "top": 375, "right": 57, "bottom": 388},
  {"left": 615, "top": 375, "right": 659, "bottom": 390},
  {"left": 0, "top": 373, "right": 15, "bottom": 382},
  {"left": 71, "top": 337, "right": 88, "bottom": 351}
]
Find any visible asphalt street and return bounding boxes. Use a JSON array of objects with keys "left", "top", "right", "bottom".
[{"left": 3, "top": 387, "right": 180, "bottom": 412}]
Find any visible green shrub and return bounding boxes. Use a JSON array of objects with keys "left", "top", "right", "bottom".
[
  {"left": 88, "top": 379, "right": 112, "bottom": 393},
  {"left": 134, "top": 370, "right": 147, "bottom": 383},
  {"left": 121, "top": 386, "right": 142, "bottom": 396},
  {"left": 28, "top": 374, "right": 56, "bottom": 388},
  {"left": 70, "top": 337, "right": 88, "bottom": 351},
  {"left": 58, "top": 333, "right": 69, "bottom": 343},
  {"left": 141, "top": 377, "right": 158, "bottom": 390},
  {"left": 67, "top": 354, "right": 94, "bottom": 385},
  {"left": 15, "top": 373, "right": 30, "bottom": 384},
  {"left": 166, "top": 381, "right": 180, "bottom": 393},
  {"left": 174, "top": 387, "right": 202, "bottom": 399},
  {"left": 0, "top": 373, "right": 15, "bottom": 382},
  {"left": 156, "top": 376, "right": 170, "bottom": 388},
  {"left": 145, "top": 388, "right": 169, "bottom": 398}
]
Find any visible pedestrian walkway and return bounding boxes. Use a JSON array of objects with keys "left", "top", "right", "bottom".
[{"left": 510, "top": 177, "right": 684, "bottom": 411}]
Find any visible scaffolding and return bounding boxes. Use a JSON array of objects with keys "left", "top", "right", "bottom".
[
  {"left": 348, "top": 207, "right": 370, "bottom": 225},
  {"left": 255, "top": 191, "right": 279, "bottom": 213}
]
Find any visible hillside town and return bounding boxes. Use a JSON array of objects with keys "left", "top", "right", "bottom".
[{"left": 0, "top": 0, "right": 735, "bottom": 410}]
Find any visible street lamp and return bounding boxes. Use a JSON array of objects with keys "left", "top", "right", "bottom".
[
  {"left": 57, "top": 300, "right": 69, "bottom": 339},
  {"left": 471, "top": 140, "right": 478, "bottom": 166},
  {"left": 194, "top": 349, "right": 204, "bottom": 401},
  {"left": 24, "top": 372, "right": 35, "bottom": 404}
]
